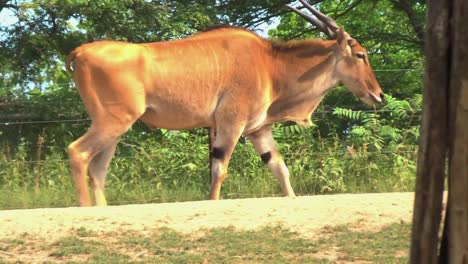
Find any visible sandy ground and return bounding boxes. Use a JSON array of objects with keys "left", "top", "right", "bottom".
[{"left": 0, "top": 192, "right": 415, "bottom": 240}]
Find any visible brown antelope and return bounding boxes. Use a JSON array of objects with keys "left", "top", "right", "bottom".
[{"left": 66, "top": 0, "right": 383, "bottom": 206}]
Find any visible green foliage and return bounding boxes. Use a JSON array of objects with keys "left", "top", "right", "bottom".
[
  {"left": 0, "top": 0, "right": 423, "bottom": 208},
  {"left": 0, "top": 122, "right": 417, "bottom": 209},
  {"left": 271, "top": 0, "right": 425, "bottom": 102},
  {"left": 332, "top": 95, "right": 420, "bottom": 151},
  {"left": 0, "top": 0, "right": 220, "bottom": 86}
]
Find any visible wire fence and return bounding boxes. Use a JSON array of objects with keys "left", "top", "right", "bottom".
[
  {"left": 0, "top": 108, "right": 421, "bottom": 166},
  {"left": 0, "top": 118, "right": 91, "bottom": 126},
  {"left": 373, "top": 68, "right": 423, "bottom": 72},
  {"left": 0, "top": 148, "right": 418, "bottom": 166},
  {"left": 0, "top": 109, "right": 422, "bottom": 126}
]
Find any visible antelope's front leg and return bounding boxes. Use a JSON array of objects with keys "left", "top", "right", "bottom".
[
  {"left": 209, "top": 125, "right": 244, "bottom": 200},
  {"left": 247, "top": 125, "right": 296, "bottom": 197}
]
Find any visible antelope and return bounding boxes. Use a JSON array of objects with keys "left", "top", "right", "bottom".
[{"left": 66, "top": 0, "right": 383, "bottom": 206}]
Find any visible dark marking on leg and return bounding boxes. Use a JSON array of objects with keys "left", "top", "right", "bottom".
[
  {"left": 212, "top": 147, "right": 225, "bottom": 160},
  {"left": 260, "top": 152, "right": 272, "bottom": 164}
]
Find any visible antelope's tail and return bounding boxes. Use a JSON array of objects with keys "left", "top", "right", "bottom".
[{"left": 65, "top": 49, "right": 78, "bottom": 73}]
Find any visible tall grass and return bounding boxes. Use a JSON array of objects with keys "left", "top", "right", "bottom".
[{"left": 0, "top": 126, "right": 416, "bottom": 209}]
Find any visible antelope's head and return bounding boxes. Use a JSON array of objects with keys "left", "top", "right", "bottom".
[{"left": 288, "top": 0, "right": 384, "bottom": 105}]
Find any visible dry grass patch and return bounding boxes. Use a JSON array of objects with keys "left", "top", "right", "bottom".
[{"left": 0, "top": 222, "right": 410, "bottom": 263}]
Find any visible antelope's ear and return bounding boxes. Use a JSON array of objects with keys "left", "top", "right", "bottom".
[{"left": 336, "top": 27, "right": 352, "bottom": 55}]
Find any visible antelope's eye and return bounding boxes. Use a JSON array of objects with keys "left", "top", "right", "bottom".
[{"left": 356, "top": 53, "right": 366, "bottom": 60}]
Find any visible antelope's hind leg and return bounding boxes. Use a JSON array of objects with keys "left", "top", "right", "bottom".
[
  {"left": 68, "top": 124, "right": 130, "bottom": 207},
  {"left": 247, "top": 125, "right": 296, "bottom": 197},
  {"left": 88, "top": 140, "right": 118, "bottom": 206}
]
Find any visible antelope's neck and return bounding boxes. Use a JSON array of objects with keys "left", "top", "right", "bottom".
[{"left": 268, "top": 40, "right": 339, "bottom": 126}]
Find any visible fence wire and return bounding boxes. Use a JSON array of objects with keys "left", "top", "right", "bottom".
[
  {"left": 0, "top": 149, "right": 417, "bottom": 166},
  {"left": 0, "top": 109, "right": 422, "bottom": 126},
  {"left": 0, "top": 118, "right": 91, "bottom": 126}
]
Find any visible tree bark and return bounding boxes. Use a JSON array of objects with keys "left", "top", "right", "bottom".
[
  {"left": 445, "top": 0, "right": 468, "bottom": 261},
  {"left": 411, "top": 0, "right": 468, "bottom": 262},
  {"left": 409, "top": 0, "right": 450, "bottom": 263}
]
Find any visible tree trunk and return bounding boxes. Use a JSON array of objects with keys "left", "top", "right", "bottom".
[
  {"left": 409, "top": 0, "right": 450, "bottom": 263},
  {"left": 445, "top": 0, "right": 468, "bottom": 261},
  {"left": 410, "top": 0, "right": 468, "bottom": 262}
]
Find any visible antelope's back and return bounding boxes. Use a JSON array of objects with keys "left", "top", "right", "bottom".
[
  {"left": 142, "top": 27, "right": 275, "bottom": 106},
  {"left": 146, "top": 26, "right": 273, "bottom": 86},
  {"left": 69, "top": 28, "right": 276, "bottom": 129},
  {"left": 141, "top": 27, "right": 276, "bottom": 130},
  {"left": 70, "top": 27, "right": 273, "bottom": 94}
]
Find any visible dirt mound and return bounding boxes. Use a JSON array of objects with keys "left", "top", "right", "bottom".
[{"left": 0, "top": 192, "right": 414, "bottom": 240}]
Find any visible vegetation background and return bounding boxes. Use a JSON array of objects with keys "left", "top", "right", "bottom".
[{"left": 0, "top": 0, "right": 425, "bottom": 209}]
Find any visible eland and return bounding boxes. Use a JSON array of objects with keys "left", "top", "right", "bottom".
[{"left": 66, "top": 0, "right": 383, "bottom": 206}]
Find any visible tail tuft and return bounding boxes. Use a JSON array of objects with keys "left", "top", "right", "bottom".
[{"left": 66, "top": 49, "right": 78, "bottom": 72}]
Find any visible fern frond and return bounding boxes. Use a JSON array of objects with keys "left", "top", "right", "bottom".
[
  {"left": 380, "top": 125, "right": 402, "bottom": 141},
  {"left": 333, "top": 108, "right": 363, "bottom": 121},
  {"left": 350, "top": 126, "right": 370, "bottom": 136}
]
